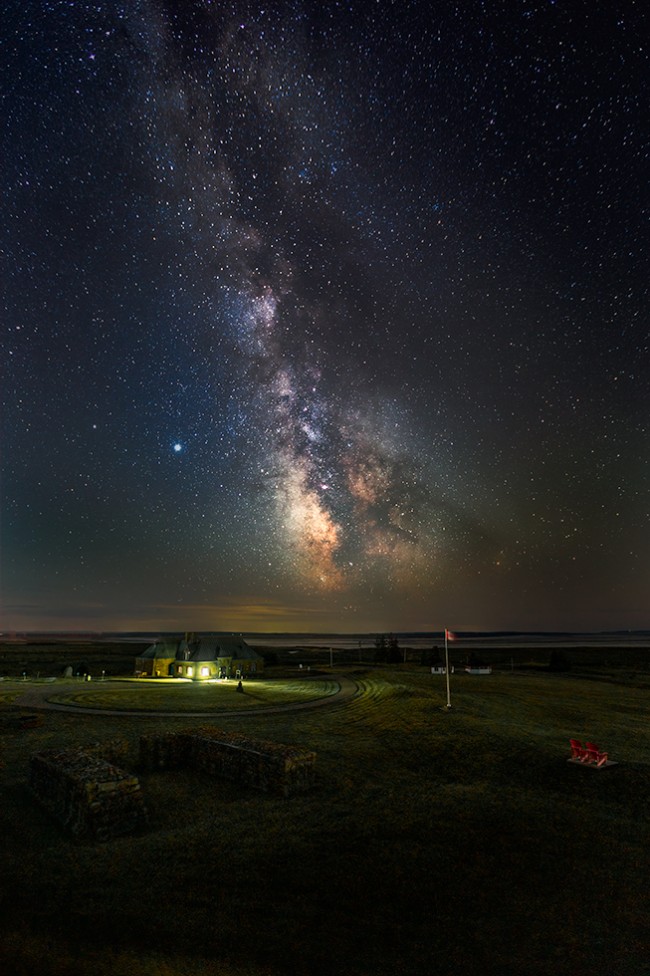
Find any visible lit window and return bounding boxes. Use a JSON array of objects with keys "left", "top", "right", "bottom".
[
  {"left": 187, "top": 667, "right": 194, "bottom": 677},
  {"left": 201, "top": 667, "right": 209, "bottom": 677}
]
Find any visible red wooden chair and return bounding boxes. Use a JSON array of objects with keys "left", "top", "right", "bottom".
[
  {"left": 569, "top": 739, "right": 587, "bottom": 761},
  {"left": 585, "top": 742, "right": 609, "bottom": 767}
]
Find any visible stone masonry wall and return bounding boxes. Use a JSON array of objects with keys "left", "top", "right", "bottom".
[
  {"left": 29, "top": 749, "right": 148, "bottom": 840},
  {"left": 140, "top": 727, "right": 316, "bottom": 796}
]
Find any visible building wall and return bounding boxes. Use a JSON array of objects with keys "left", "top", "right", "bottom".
[
  {"left": 134, "top": 658, "right": 154, "bottom": 677},
  {"left": 138, "top": 648, "right": 264, "bottom": 679},
  {"left": 153, "top": 658, "right": 175, "bottom": 677},
  {"left": 175, "top": 656, "right": 263, "bottom": 679}
]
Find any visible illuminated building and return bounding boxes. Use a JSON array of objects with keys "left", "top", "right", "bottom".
[{"left": 135, "top": 634, "right": 263, "bottom": 680}]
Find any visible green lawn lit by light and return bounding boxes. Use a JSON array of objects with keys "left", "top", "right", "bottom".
[{"left": 46, "top": 677, "right": 340, "bottom": 711}]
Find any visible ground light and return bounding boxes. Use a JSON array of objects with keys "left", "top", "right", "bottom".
[{"left": 113, "top": 675, "right": 340, "bottom": 709}]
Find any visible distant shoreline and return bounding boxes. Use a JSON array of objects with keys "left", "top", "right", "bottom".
[
  {"left": 2, "top": 631, "right": 649, "bottom": 650},
  {"left": 1, "top": 633, "right": 648, "bottom": 679},
  {"left": 0, "top": 631, "right": 650, "bottom": 659}
]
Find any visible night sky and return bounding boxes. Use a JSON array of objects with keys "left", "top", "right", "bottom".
[{"left": 2, "top": 1, "right": 648, "bottom": 634}]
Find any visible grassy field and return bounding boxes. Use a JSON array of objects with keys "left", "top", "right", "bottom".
[
  {"left": 43, "top": 676, "right": 341, "bottom": 712},
  {"left": 1, "top": 663, "right": 649, "bottom": 976}
]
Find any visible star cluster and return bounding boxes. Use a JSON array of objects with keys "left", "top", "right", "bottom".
[{"left": 1, "top": 1, "right": 648, "bottom": 633}]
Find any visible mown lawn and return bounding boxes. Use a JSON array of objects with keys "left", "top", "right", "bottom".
[
  {"left": 0, "top": 667, "right": 649, "bottom": 976},
  {"left": 45, "top": 676, "right": 340, "bottom": 711}
]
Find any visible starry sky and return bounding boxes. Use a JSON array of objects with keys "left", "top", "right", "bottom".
[{"left": 2, "top": 0, "right": 648, "bottom": 635}]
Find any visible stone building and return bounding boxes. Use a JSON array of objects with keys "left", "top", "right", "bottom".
[{"left": 135, "top": 634, "right": 263, "bottom": 680}]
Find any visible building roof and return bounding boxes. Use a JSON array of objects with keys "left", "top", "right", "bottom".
[
  {"left": 136, "top": 635, "right": 262, "bottom": 664},
  {"left": 138, "top": 641, "right": 177, "bottom": 660},
  {"left": 177, "top": 635, "right": 262, "bottom": 663}
]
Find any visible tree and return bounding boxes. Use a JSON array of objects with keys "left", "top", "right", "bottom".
[
  {"left": 466, "top": 652, "right": 487, "bottom": 669},
  {"left": 387, "top": 634, "right": 401, "bottom": 664},
  {"left": 421, "top": 645, "right": 441, "bottom": 666},
  {"left": 548, "top": 649, "right": 571, "bottom": 672},
  {"left": 374, "top": 634, "right": 387, "bottom": 663}
]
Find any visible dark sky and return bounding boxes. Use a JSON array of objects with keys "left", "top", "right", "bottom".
[{"left": 2, "top": 0, "right": 648, "bottom": 634}]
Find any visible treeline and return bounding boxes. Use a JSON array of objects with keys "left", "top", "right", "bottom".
[
  {"left": 372, "top": 635, "right": 446, "bottom": 666},
  {"left": 0, "top": 642, "right": 147, "bottom": 677}
]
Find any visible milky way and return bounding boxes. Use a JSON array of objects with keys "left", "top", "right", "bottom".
[{"left": 2, "top": 1, "right": 648, "bottom": 632}]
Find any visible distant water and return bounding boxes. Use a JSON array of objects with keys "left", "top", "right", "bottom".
[
  {"left": 240, "top": 632, "right": 650, "bottom": 652},
  {"left": 8, "top": 631, "right": 649, "bottom": 651}
]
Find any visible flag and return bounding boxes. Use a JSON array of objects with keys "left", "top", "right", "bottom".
[{"left": 445, "top": 629, "right": 457, "bottom": 641}]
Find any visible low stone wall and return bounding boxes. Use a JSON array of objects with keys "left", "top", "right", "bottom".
[
  {"left": 29, "top": 749, "right": 148, "bottom": 840},
  {"left": 140, "top": 727, "right": 316, "bottom": 796}
]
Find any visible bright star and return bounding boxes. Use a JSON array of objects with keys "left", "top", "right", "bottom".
[{"left": 173, "top": 443, "right": 183, "bottom": 453}]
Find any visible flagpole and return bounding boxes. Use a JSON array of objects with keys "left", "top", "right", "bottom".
[{"left": 444, "top": 629, "right": 452, "bottom": 709}]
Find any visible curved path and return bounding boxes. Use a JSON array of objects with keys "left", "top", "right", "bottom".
[{"left": 10, "top": 674, "right": 359, "bottom": 718}]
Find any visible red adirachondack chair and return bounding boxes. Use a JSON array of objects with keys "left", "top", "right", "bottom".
[
  {"left": 570, "top": 739, "right": 587, "bottom": 761},
  {"left": 584, "top": 742, "right": 609, "bottom": 767}
]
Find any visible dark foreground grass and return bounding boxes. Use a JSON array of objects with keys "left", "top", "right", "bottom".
[{"left": 1, "top": 668, "right": 649, "bottom": 976}]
